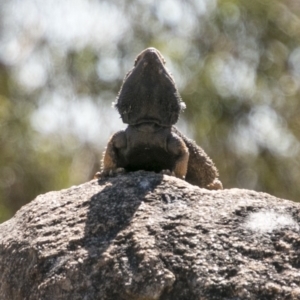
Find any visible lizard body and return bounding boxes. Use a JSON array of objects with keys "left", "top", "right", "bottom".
[{"left": 98, "top": 47, "right": 222, "bottom": 190}]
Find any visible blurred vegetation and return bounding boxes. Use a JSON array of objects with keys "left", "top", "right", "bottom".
[{"left": 1, "top": 0, "right": 300, "bottom": 223}]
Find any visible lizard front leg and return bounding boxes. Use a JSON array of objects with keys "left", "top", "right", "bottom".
[
  {"left": 166, "top": 134, "right": 189, "bottom": 179},
  {"left": 95, "top": 130, "right": 127, "bottom": 178}
]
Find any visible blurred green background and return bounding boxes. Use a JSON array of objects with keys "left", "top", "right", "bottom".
[{"left": 1, "top": 0, "right": 300, "bottom": 223}]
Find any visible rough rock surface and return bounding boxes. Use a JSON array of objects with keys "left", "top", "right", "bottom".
[{"left": 0, "top": 171, "right": 300, "bottom": 300}]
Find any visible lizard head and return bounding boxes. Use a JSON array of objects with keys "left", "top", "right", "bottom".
[{"left": 115, "top": 47, "right": 186, "bottom": 126}]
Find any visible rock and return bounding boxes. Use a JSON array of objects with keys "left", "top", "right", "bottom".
[{"left": 0, "top": 170, "right": 300, "bottom": 300}]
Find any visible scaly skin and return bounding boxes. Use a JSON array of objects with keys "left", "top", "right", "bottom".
[{"left": 96, "top": 48, "right": 223, "bottom": 190}]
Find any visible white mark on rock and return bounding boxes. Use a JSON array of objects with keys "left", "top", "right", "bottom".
[{"left": 243, "top": 211, "right": 299, "bottom": 233}]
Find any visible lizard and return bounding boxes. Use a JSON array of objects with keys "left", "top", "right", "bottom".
[{"left": 96, "top": 47, "right": 223, "bottom": 190}]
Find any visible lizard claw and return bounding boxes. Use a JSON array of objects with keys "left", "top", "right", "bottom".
[
  {"left": 160, "top": 169, "right": 175, "bottom": 176},
  {"left": 95, "top": 168, "right": 126, "bottom": 179},
  {"left": 206, "top": 179, "right": 223, "bottom": 190},
  {"left": 94, "top": 171, "right": 103, "bottom": 179},
  {"left": 109, "top": 168, "right": 125, "bottom": 176}
]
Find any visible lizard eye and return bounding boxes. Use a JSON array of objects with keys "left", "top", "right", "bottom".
[
  {"left": 158, "top": 53, "right": 166, "bottom": 65},
  {"left": 155, "top": 51, "right": 166, "bottom": 65},
  {"left": 134, "top": 54, "right": 142, "bottom": 66}
]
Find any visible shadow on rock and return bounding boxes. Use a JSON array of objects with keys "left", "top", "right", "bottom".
[{"left": 75, "top": 171, "right": 163, "bottom": 262}]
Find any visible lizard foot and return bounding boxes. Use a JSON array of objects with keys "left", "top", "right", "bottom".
[
  {"left": 206, "top": 179, "right": 223, "bottom": 190},
  {"left": 94, "top": 168, "right": 126, "bottom": 179},
  {"left": 160, "top": 169, "right": 175, "bottom": 176}
]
